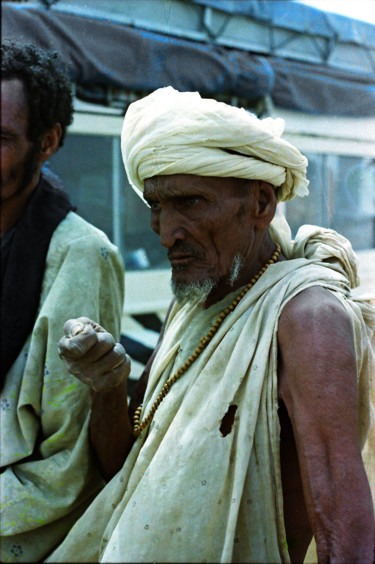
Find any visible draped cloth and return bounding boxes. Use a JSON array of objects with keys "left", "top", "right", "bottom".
[
  {"left": 0, "top": 209, "right": 124, "bottom": 562},
  {"left": 121, "top": 87, "right": 309, "bottom": 203},
  {"left": 48, "top": 227, "right": 374, "bottom": 564},
  {"left": 0, "top": 172, "right": 74, "bottom": 386}
]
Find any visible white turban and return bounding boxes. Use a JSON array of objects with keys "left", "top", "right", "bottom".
[{"left": 121, "top": 86, "right": 309, "bottom": 202}]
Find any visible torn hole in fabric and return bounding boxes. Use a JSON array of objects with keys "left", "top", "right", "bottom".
[{"left": 220, "top": 404, "right": 238, "bottom": 437}]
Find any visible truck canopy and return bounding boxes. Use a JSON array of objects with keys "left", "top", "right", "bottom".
[{"left": 2, "top": 0, "right": 375, "bottom": 116}]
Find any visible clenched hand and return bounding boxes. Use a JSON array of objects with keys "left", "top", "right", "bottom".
[{"left": 58, "top": 317, "right": 131, "bottom": 392}]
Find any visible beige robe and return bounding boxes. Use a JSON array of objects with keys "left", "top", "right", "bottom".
[
  {"left": 48, "top": 224, "right": 374, "bottom": 564},
  {"left": 0, "top": 212, "right": 124, "bottom": 562}
]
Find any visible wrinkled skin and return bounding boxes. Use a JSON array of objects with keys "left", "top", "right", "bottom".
[
  {"left": 58, "top": 318, "right": 130, "bottom": 392},
  {"left": 144, "top": 174, "right": 277, "bottom": 306}
]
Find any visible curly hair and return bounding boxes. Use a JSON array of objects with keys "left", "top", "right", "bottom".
[{"left": 1, "top": 41, "right": 73, "bottom": 148}]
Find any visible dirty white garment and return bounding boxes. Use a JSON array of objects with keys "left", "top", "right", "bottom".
[
  {"left": 0, "top": 212, "right": 124, "bottom": 562},
  {"left": 121, "top": 87, "right": 309, "bottom": 202},
  {"left": 48, "top": 225, "right": 374, "bottom": 564}
]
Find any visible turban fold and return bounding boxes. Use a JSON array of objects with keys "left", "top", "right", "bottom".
[{"left": 121, "top": 87, "right": 309, "bottom": 202}]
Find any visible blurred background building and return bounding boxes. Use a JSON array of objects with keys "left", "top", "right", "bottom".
[{"left": 2, "top": 0, "right": 375, "bottom": 379}]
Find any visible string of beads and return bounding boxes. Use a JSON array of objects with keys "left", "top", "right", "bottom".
[{"left": 133, "top": 244, "right": 281, "bottom": 438}]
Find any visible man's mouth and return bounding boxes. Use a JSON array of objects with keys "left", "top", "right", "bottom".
[
  {"left": 168, "top": 243, "right": 203, "bottom": 269},
  {"left": 168, "top": 253, "right": 195, "bottom": 268}
]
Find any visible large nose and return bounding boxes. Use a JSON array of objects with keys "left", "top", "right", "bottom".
[{"left": 157, "top": 206, "right": 187, "bottom": 249}]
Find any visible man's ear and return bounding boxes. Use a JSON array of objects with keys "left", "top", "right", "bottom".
[
  {"left": 251, "top": 180, "right": 277, "bottom": 228},
  {"left": 39, "top": 123, "right": 62, "bottom": 163}
]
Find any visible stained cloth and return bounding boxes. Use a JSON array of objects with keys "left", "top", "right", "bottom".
[
  {"left": 121, "top": 87, "right": 309, "bottom": 203},
  {"left": 47, "top": 227, "right": 374, "bottom": 563},
  {"left": 0, "top": 209, "right": 124, "bottom": 562},
  {"left": 0, "top": 173, "right": 74, "bottom": 385}
]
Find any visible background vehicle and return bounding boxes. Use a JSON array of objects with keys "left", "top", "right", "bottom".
[{"left": 3, "top": 0, "right": 375, "bottom": 381}]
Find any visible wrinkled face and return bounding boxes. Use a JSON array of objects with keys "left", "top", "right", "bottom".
[
  {"left": 144, "top": 174, "right": 257, "bottom": 302},
  {"left": 0, "top": 78, "right": 39, "bottom": 202}
]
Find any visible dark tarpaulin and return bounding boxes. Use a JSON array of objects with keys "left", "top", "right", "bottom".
[
  {"left": 2, "top": 3, "right": 375, "bottom": 116},
  {"left": 2, "top": 5, "right": 273, "bottom": 100},
  {"left": 271, "top": 56, "right": 375, "bottom": 115}
]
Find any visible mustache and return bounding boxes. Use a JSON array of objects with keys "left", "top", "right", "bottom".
[{"left": 167, "top": 242, "right": 204, "bottom": 260}]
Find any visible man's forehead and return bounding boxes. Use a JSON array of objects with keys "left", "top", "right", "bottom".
[
  {"left": 1, "top": 78, "right": 27, "bottom": 105},
  {"left": 143, "top": 174, "right": 246, "bottom": 199},
  {"left": 144, "top": 175, "right": 200, "bottom": 202},
  {"left": 145, "top": 174, "right": 200, "bottom": 190},
  {"left": 1, "top": 78, "right": 29, "bottom": 125}
]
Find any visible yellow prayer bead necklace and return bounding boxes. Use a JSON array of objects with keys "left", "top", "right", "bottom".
[{"left": 133, "top": 244, "right": 282, "bottom": 438}]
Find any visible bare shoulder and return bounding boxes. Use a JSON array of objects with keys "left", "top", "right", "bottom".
[
  {"left": 278, "top": 285, "right": 353, "bottom": 346},
  {"left": 277, "top": 286, "right": 356, "bottom": 402}
]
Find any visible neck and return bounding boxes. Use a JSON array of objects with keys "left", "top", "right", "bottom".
[{"left": 203, "top": 234, "right": 282, "bottom": 309}]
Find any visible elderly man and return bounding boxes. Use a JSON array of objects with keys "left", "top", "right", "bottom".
[
  {"left": 0, "top": 42, "right": 124, "bottom": 562},
  {"left": 50, "top": 88, "right": 374, "bottom": 563}
]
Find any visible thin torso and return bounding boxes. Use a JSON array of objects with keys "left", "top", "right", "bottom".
[{"left": 278, "top": 400, "right": 313, "bottom": 562}]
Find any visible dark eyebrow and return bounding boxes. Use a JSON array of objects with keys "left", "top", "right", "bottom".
[
  {"left": 143, "top": 195, "right": 158, "bottom": 207},
  {"left": 0, "top": 127, "right": 18, "bottom": 139}
]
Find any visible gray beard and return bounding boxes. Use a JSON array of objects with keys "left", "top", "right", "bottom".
[
  {"left": 171, "top": 277, "right": 215, "bottom": 306},
  {"left": 171, "top": 253, "right": 244, "bottom": 306},
  {"left": 228, "top": 253, "right": 244, "bottom": 286}
]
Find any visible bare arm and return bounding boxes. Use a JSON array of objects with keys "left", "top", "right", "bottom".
[
  {"left": 278, "top": 287, "right": 374, "bottom": 563},
  {"left": 58, "top": 303, "right": 174, "bottom": 482},
  {"left": 58, "top": 318, "right": 133, "bottom": 481}
]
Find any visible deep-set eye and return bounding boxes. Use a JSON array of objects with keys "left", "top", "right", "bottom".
[
  {"left": 148, "top": 200, "right": 161, "bottom": 211},
  {"left": 181, "top": 196, "right": 203, "bottom": 207}
]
